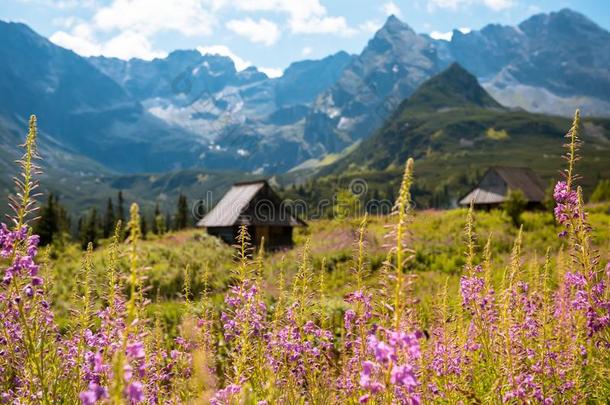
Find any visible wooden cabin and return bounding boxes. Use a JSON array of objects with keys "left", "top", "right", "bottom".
[
  {"left": 459, "top": 167, "right": 545, "bottom": 210},
  {"left": 196, "top": 180, "right": 306, "bottom": 248}
]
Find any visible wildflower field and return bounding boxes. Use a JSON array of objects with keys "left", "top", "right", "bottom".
[{"left": 1, "top": 112, "right": 610, "bottom": 404}]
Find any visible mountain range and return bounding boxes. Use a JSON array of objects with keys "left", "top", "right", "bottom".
[{"left": 0, "top": 8, "right": 609, "bottom": 213}]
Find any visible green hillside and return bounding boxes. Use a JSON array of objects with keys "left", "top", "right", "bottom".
[
  {"left": 305, "top": 64, "right": 610, "bottom": 208},
  {"left": 396, "top": 62, "right": 503, "bottom": 113}
]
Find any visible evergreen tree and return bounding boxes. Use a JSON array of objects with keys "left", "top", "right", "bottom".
[
  {"left": 76, "top": 217, "right": 83, "bottom": 237},
  {"left": 152, "top": 203, "right": 161, "bottom": 235},
  {"left": 175, "top": 194, "right": 189, "bottom": 230},
  {"left": 80, "top": 208, "right": 100, "bottom": 250},
  {"left": 117, "top": 190, "right": 125, "bottom": 224},
  {"left": 57, "top": 203, "right": 71, "bottom": 236},
  {"left": 34, "top": 193, "right": 71, "bottom": 246},
  {"left": 165, "top": 212, "right": 172, "bottom": 233},
  {"left": 35, "top": 193, "right": 58, "bottom": 246},
  {"left": 156, "top": 213, "right": 167, "bottom": 236},
  {"left": 140, "top": 214, "right": 148, "bottom": 240},
  {"left": 103, "top": 197, "right": 115, "bottom": 238},
  {"left": 503, "top": 190, "right": 527, "bottom": 227}
]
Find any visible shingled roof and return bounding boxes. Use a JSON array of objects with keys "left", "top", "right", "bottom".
[
  {"left": 459, "top": 167, "right": 545, "bottom": 206},
  {"left": 197, "top": 180, "right": 305, "bottom": 227}
]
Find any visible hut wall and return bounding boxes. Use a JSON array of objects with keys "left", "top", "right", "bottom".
[
  {"left": 269, "top": 226, "right": 293, "bottom": 248},
  {"left": 207, "top": 227, "right": 235, "bottom": 244}
]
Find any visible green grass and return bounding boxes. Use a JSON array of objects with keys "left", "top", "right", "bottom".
[{"left": 44, "top": 203, "right": 610, "bottom": 334}]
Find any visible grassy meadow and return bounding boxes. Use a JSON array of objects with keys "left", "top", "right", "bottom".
[
  {"left": 2, "top": 113, "right": 610, "bottom": 404},
  {"left": 46, "top": 204, "right": 610, "bottom": 336}
]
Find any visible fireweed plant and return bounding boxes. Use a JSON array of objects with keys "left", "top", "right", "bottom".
[{"left": 1, "top": 110, "right": 609, "bottom": 403}]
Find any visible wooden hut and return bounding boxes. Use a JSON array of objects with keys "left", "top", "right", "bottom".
[
  {"left": 459, "top": 167, "right": 545, "bottom": 209},
  {"left": 196, "top": 180, "right": 306, "bottom": 248}
]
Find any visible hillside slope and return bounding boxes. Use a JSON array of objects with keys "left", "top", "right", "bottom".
[
  {"left": 0, "top": 21, "right": 209, "bottom": 173},
  {"left": 312, "top": 64, "right": 610, "bottom": 207}
]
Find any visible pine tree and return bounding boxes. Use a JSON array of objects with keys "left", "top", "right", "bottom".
[
  {"left": 152, "top": 203, "right": 161, "bottom": 235},
  {"left": 503, "top": 190, "right": 527, "bottom": 227},
  {"left": 35, "top": 193, "right": 59, "bottom": 246},
  {"left": 34, "top": 193, "right": 71, "bottom": 246},
  {"left": 140, "top": 214, "right": 148, "bottom": 240},
  {"left": 80, "top": 208, "right": 100, "bottom": 249},
  {"left": 57, "top": 202, "right": 71, "bottom": 235},
  {"left": 117, "top": 190, "right": 125, "bottom": 224},
  {"left": 175, "top": 193, "right": 189, "bottom": 230},
  {"left": 165, "top": 212, "right": 171, "bottom": 233},
  {"left": 103, "top": 197, "right": 115, "bottom": 238},
  {"left": 156, "top": 213, "right": 167, "bottom": 235}
]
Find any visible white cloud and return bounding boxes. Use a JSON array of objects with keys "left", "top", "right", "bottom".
[
  {"left": 427, "top": 0, "right": 513, "bottom": 12},
  {"left": 196, "top": 45, "right": 282, "bottom": 77},
  {"left": 215, "top": 0, "right": 356, "bottom": 36},
  {"left": 50, "top": 0, "right": 216, "bottom": 59},
  {"left": 301, "top": 46, "right": 312, "bottom": 56},
  {"left": 50, "top": 29, "right": 166, "bottom": 60},
  {"left": 92, "top": 0, "right": 215, "bottom": 36},
  {"left": 382, "top": 1, "right": 402, "bottom": 17},
  {"left": 16, "top": 0, "right": 98, "bottom": 8},
  {"left": 196, "top": 45, "right": 252, "bottom": 71},
  {"left": 359, "top": 19, "right": 383, "bottom": 34},
  {"left": 429, "top": 26, "right": 471, "bottom": 41},
  {"left": 429, "top": 30, "right": 453, "bottom": 41},
  {"left": 50, "top": 30, "right": 100, "bottom": 56},
  {"left": 482, "top": 0, "right": 513, "bottom": 10},
  {"left": 427, "top": 0, "right": 461, "bottom": 10},
  {"left": 290, "top": 15, "right": 356, "bottom": 36},
  {"left": 51, "top": 16, "right": 79, "bottom": 29},
  {"left": 259, "top": 67, "right": 283, "bottom": 78},
  {"left": 226, "top": 18, "right": 280, "bottom": 46},
  {"left": 48, "top": 0, "right": 356, "bottom": 61},
  {"left": 101, "top": 31, "right": 166, "bottom": 60}
]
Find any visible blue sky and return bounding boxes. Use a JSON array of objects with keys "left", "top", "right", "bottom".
[{"left": 1, "top": 0, "right": 608, "bottom": 77}]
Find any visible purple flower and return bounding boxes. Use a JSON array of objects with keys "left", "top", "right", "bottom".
[
  {"left": 79, "top": 383, "right": 107, "bottom": 405},
  {"left": 221, "top": 280, "right": 267, "bottom": 342},
  {"left": 126, "top": 341, "right": 145, "bottom": 360},
  {"left": 124, "top": 364, "right": 133, "bottom": 382},
  {"left": 126, "top": 381, "right": 144, "bottom": 403},
  {"left": 460, "top": 275, "right": 485, "bottom": 308},
  {"left": 359, "top": 394, "right": 370, "bottom": 403},
  {"left": 303, "top": 320, "right": 316, "bottom": 334},
  {"left": 344, "top": 309, "right": 356, "bottom": 330},
  {"left": 553, "top": 181, "right": 580, "bottom": 226},
  {"left": 265, "top": 305, "right": 333, "bottom": 386},
  {"left": 23, "top": 284, "right": 34, "bottom": 298},
  {"left": 359, "top": 328, "right": 421, "bottom": 401},
  {"left": 210, "top": 384, "right": 241, "bottom": 405},
  {"left": 391, "top": 364, "right": 416, "bottom": 388},
  {"left": 368, "top": 336, "right": 393, "bottom": 364}
]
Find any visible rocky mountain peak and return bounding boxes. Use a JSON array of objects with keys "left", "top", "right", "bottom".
[
  {"left": 400, "top": 62, "right": 502, "bottom": 112},
  {"left": 519, "top": 8, "right": 608, "bottom": 38}
]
